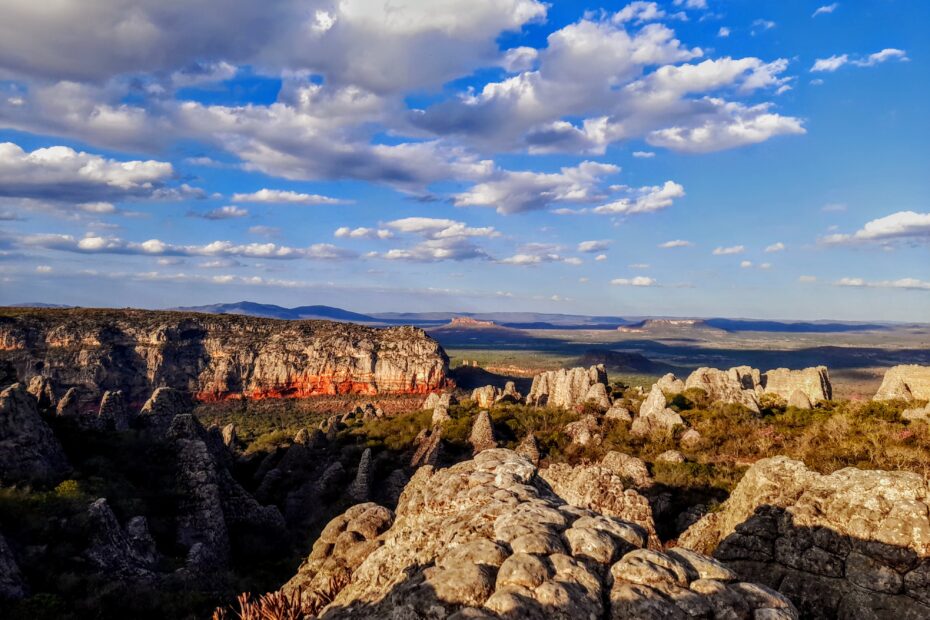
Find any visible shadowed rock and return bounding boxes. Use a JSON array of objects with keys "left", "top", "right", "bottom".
[
  {"left": 411, "top": 427, "right": 442, "bottom": 468},
  {"left": 347, "top": 448, "right": 373, "bottom": 502},
  {"left": 26, "top": 375, "right": 56, "bottom": 411},
  {"left": 98, "top": 390, "right": 130, "bottom": 430},
  {"left": 0, "top": 383, "right": 69, "bottom": 485},
  {"left": 55, "top": 386, "right": 80, "bottom": 417},
  {"left": 0, "top": 531, "right": 26, "bottom": 600},
  {"left": 85, "top": 498, "right": 157, "bottom": 581}
]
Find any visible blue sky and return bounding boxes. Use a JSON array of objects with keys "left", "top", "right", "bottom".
[{"left": 0, "top": 0, "right": 927, "bottom": 320}]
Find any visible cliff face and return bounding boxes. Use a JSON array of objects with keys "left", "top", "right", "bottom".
[{"left": 0, "top": 309, "right": 449, "bottom": 404}]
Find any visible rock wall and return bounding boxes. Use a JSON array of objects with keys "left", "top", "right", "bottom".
[
  {"left": 0, "top": 383, "right": 70, "bottom": 485},
  {"left": 291, "top": 449, "right": 797, "bottom": 619},
  {"left": 685, "top": 366, "right": 762, "bottom": 412},
  {"left": 874, "top": 365, "right": 930, "bottom": 401},
  {"left": 0, "top": 308, "right": 449, "bottom": 404},
  {"left": 761, "top": 366, "right": 832, "bottom": 402},
  {"left": 681, "top": 366, "right": 834, "bottom": 411},
  {"left": 679, "top": 456, "right": 930, "bottom": 618},
  {"left": 526, "top": 364, "right": 609, "bottom": 409}
]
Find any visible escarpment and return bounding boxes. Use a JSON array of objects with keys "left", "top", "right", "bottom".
[{"left": 0, "top": 308, "right": 449, "bottom": 404}]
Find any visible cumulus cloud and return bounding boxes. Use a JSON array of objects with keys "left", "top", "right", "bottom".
[
  {"left": 659, "top": 239, "right": 693, "bottom": 248},
  {"left": 577, "top": 240, "right": 611, "bottom": 253},
  {"left": 821, "top": 211, "right": 930, "bottom": 245},
  {"left": 0, "top": 141, "right": 178, "bottom": 203},
  {"left": 334, "top": 226, "right": 393, "bottom": 239},
  {"left": 811, "top": 48, "right": 908, "bottom": 72},
  {"left": 385, "top": 217, "right": 498, "bottom": 239},
  {"left": 812, "top": 3, "right": 839, "bottom": 17},
  {"left": 498, "top": 243, "right": 581, "bottom": 266},
  {"left": 191, "top": 206, "right": 249, "bottom": 220},
  {"left": 717, "top": 27, "right": 730, "bottom": 38},
  {"left": 740, "top": 260, "right": 753, "bottom": 268},
  {"left": 19, "top": 233, "right": 355, "bottom": 260},
  {"left": 592, "top": 181, "right": 684, "bottom": 214},
  {"left": 632, "top": 151, "right": 655, "bottom": 158},
  {"left": 765, "top": 242, "right": 785, "bottom": 253},
  {"left": 454, "top": 161, "right": 619, "bottom": 214},
  {"left": 366, "top": 216, "right": 499, "bottom": 262},
  {"left": 231, "top": 188, "right": 349, "bottom": 205},
  {"left": 713, "top": 244, "right": 745, "bottom": 255},
  {"left": 835, "top": 277, "right": 930, "bottom": 291},
  {"left": 611, "top": 276, "right": 656, "bottom": 286}
]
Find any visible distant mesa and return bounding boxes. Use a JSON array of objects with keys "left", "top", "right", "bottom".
[
  {"left": 444, "top": 316, "right": 498, "bottom": 329},
  {"left": 618, "top": 318, "right": 715, "bottom": 333}
]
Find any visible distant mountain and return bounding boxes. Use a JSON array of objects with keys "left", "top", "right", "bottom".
[
  {"left": 4, "top": 302, "right": 74, "bottom": 308},
  {"left": 617, "top": 318, "right": 719, "bottom": 333},
  {"left": 704, "top": 318, "right": 888, "bottom": 333},
  {"left": 172, "top": 301, "right": 384, "bottom": 323}
]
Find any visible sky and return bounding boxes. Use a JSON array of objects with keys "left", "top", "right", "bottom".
[{"left": 0, "top": 0, "right": 927, "bottom": 321}]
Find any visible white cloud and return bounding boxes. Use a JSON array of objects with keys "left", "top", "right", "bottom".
[
  {"left": 740, "top": 260, "right": 753, "bottom": 268},
  {"left": 629, "top": 262, "right": 649, "bottom": 269},
  {"left": 821, "top": 211, "right": 930, "bottom": 245},
  {"left": 231, "top": 188, "right": 349, "bottom": 205},
  {"left": 454, "top": 161, "right": 619, "bottom": 214},
  {"left": 595, "top": 254, "right": 608, "bottom": 262},
  {"left": 812, "top": 48, "right": 908, "bottom": 72},
  {"left": 498, "top": 242, "right": 581, "bottom": 266},
  {"left": 369, "top": 216, "right": 499, "bottom": 262},
  {"left": 578, "top": 239, "right": 611, "bottom": 253},
  {"left": 717, "top": 27, "right": 730, "bottom": 38},
  {"left": 632, "top": 151, "right": 655, "bottom": 158},
  {"left": 0, "top": 141, "right": 176, "bottom": 203},
  {"left": 35, "top": 265, "right": 52, "bottom": 273},
  {"left": 78, "top": 202, "right": 117, "bottom": 214},
  {"left": 611, "top": 276, "right": 656, "bottom": 286},
  {"left": 385, "top": 217, "right": 498, "bottom": 239},
  {"left": 713, "top": 244, "right": 744, "bottom": 255},
  {"left": 765, "top": 242, "right": 785, "bottom": 253},
  {"left": 752, "top": 19, "right": 776, "bottom": 33},
  {"left": 501, "top": 46, "right": 539, "bottom": 72},
  {"left": 673, "top": 0, "right": 707, "bottom": 8},
  {"left": 593, "top": 180, "right": 685, "bottom": 214},
  {"left": 334, "top": 226, "right": 393, "bottom": 239},
  {"left": 19, "top": 233, "right": 356, "bottom": 260},
  {"left": 614, "top": 2, "right": 668, "bottom": 24},
  {"left": 812, "top": 3, "right": 839, "bottom": 17},
  {"left": 659, "top": 239, "right": 693, "bottom": 248},
  {"left": 836, "top": 277, "right": 930, "bottom": 291},
  {"left": 193, "top": 206, "right": 249, "bottom": 220}
]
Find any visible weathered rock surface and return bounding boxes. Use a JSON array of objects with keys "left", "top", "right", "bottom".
[
  {"left": 469, "top": 411, "right": 498, "bottom": 454},
  {"left": 656, "top": 450, "right": 685, "bottom": 464},
  {"left": 903, "top": 403, "right": 930, "bottom": 422},
  {"left": 26, "top": 375, "right": 55, "bottom": 411},
  {"left": 0, "top": 383, "right": 69, "bottom": 485},
  {"left": 680, "top": 428, "right": 702, "bottom": 450},
  {"left": 347, "top": 448, "right": 373, "bottom": 501},
  {"left": 0, "top": 531, "right": 26, "bottom": 600},
  {"left": 656, "top": 373, "right": 685, "bottom": 394},
  {"left": 786, "top": 390, "right": 812, "bottom": 410},
  {"left": 563, "top": 414, "right": 601, "bottom": 446},
  {"left": 55, "top": 386, "right": 80, "bottom": 417},
  {"left": 605, "top": 404, "right": 632, "bottom": 422},
  {"left": 527, "top": 365, "right": 609, "bottom": 409},
  {"left": 601, "top": 451, "right": 653, "bottom": 489},
  {"left": 685, "top": 366, "right": 761, "bottom": 413},
  {"left": 0, "top": 308, "right": 449, "bottom": 403},
  {"left": 680, "top": 456, "right": 930, "bottom": 618},
  {"left": 762, "top": 367, "right": 832, "bottom": 403},
  {"left": 98, "top": 389, "right": 130, "bottom": 430},
  {"left": 471, "top": 385, "right": 500, "bottom": 408},
  {"left": 85, "top": 498, "right": 157, "bottom": 581},
  {"left": 631, "top": 384, "right": 684, "bottom": 437},
  {"left": 291, "top": 449, "right": 796, "bottom": 619},
  {"left": 874, "top": 364, "right": 930, "bottom": 402},
  {"left": 411, "top": 427, "right": 443, "bottom": 468},
  {"left": 515, "top": 433, "right": 540, "bottom": 466}
]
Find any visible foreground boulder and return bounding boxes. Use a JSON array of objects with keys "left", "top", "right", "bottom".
[
  {"left": 761, "top": 366, "right": 832, "bottom": 403},
  {"left": 874, "top": 364, "right": 930, "bottom": 401},
  {"left": 685, "top": 367, "right": 761, "bottom": 413},
  {"left": 680, "top": 456, "right": 930, "bottom": 618},
  {"left": 631, "top": 384, "right": 684, "bottom": 437},
  {"left": 0, "top": 383, "right": 69, "bottom": 485},
  {"left": 283, "top": 450, "right": 796, "bottom": 619},
  {"left": 527, "top": 365, "right": 610, "bottom": 409}
]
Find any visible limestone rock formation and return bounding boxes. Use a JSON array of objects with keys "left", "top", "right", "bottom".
[
  {"left": 762, "top": 366, "right": 832, "bottom": 403},
  {"left": 680, "top": 428, "right": 702, "bottom": 450},
  {"left": 55, "top": 386, "right": 80, "bottom": 417},
  {"left": 411, "top": 427, "right": 442, "bottom": 468},
  {"left": 656, "top": 373, "right": 685, "bottom": 394},
  {"left": 564, "top": 414, "right": 601, "bottom": 446},
  {"left": 221, "top": 423, "right": 237, "bottom": 449},
  {"left": 0, "top": 383, "right": 69, "bottom": 485},
  {"left": 288, "top": 450, "right": 796, "bottom": 619},
  {"left": 85, "top": 498, "right": 157, "bottom": 581},
  {"left": 605, "top": 404, "right": 632, "bottom": 422},
  {"left": 685, "top": 366, "right": 761, "bottom": 413},
  {"left": 656, "top": 450, "right": 685, "bottom": 464},
  {"left": 0, "top": 531, "right": 26, "bottom": 600},
  {"left": 347, "top": 448, "right": 373, "bottom": 501},
  {"left": 140, "top": 387, "right": 190, "bottom": 431},
  {"left": 469, "top": 410, "right": 498, "bottom": 454},
  {"left": 471, "top": 385, "right": 499, "bottom": 408},
  {"left": 680, "top": 456, "right": 930, "bottom": 618},
  {"left": 281, "top": 502, "right": 394, "bottom": 613},
  {"left": 499, "top": 380, "right": 522, "bottom": 404},
  {"left": 786, "top": 389, "right": 812, "bottom": 410},
  {"left": 97, "top": 390, "right": 130, "bottom": 430},
  {"left": 903, "top": 403, "right": 930, "bottom": 422},
  {"left": 631, "top": 384, "right": 685, "bottom": 437},
  {"left": 26, "top": 375, "right": 55, "bottom": 411},
  {"left": 515, "top": 433, "right": 540, "bottom": 466},
  {"left": 874, "top": 364, "right": 930, "bottom": 401},
  {"left": 601, "top": 451, "right": 653, "bottom": 489},
  {"left": 527, "top": 365, "right": 609, "bottom": 409},
  {"left": 0, "top": 308, "right": 449, "bottom": 403},
  {"left": 422, "top": 392, "right": 456, "bottom": 411},
  {"left": 431, "top": 403, "right": 452, "bottom": 425}
]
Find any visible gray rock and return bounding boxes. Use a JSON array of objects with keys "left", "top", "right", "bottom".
[
  {"left": 26, "top": 375, "right": 56, "bottom": 411},
  {"left": 631, "top": 385, "right": 685, "bottom": 437},
  {"left": 0, "top": 531, "right": 26, "bottom": 600},
  {"left": 55, "top": 386, "right": 80, "bottom": 417},
  {"left": 98, "top": 390, "right": 131, "bottom": 430},
  {"left": 527, "top": 365, "right": 609, "bottom": 409},
  {"left": 656, "top": 373, "right": 685, "bottom": 394},
  {"left": 787, "top": 389, "right": 812, "bottom": 410},
  {"left": 601, "top": 451, "right": 653, "bottom": 488},
  {"left": 0, "top": 383, "right": 69, "bottom": 485},
  {"left": 656, "top": 450, "right": 685, "bottom": 464},
  {"left": 347, "top": 448, "right": 373, "bottom": 501},
  {"left": 564, "top": 414, "right": 601, "bottom": 446},
  {"left": 469, "top": 410, "right": 497, "bottom": 454},
  {"left": 605, "top": 404, "right": 633, "bottom": 422},
  {"left": 515, "top": 433, "right": 540, "bottom": 466}
]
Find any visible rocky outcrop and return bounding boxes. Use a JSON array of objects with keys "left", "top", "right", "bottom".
[
  {"left": 527, "top": 365, "right": 610, "bottom": 409},
  {"left": 515, "top": 433, "right": 540, "bottom": 466},
  {"left": 347, "top": 448, "right": 373, "bottom": 501},
  {"left": 281, "top": 502, "right": 394, "bottom": 613},
  {"left": 469, "top": 411, "right": 498, "bottom": 454},
  {"left": 220, "top": 423, "right": 237, "bottom": 449},
  {"left": 0, "top": 308, "right": 449, "bottom": 404},
  {"left": 293, "top": 449, "right": 796, "bottom": 619},
  {"left": 605, "top": 403, "right": 632, "bottom": 422},
  {"left": 26, "top": 375, "right": 55, "bottom": 411},
  {"left": 685, "top": 366, "right": 761, "bottom": 413},
  {"left": 422, "top": 392, "right": 456, "bottom": 411},
  {"left": 680, "top": 456, "right": 930, "bottom": 618},
  {"left": 55, "top": 386, "right": 80, "bottom": 417},
  {"left": 564, "top": 414, "right": 601, "bottom": 446},
  {"left": 631, "top": 384, "right": 685, "bottom": 437},
  {"left": 85, "top": 498, "right": 157, "bottom": 581},
  {"left": 874, "top": 365, "right": 930, "bottom": 401},
  {"left": 601, "top": 451, "right": 653, "bottom": 489},
  {"left": 98, "top": 390, "right": 130, "bottom": 430},
  {"left": 471, "top": 382, "right": 523, "bottom": 408},
  {"left": 656, "top": 450, "right": 685, "bottom": 464},
  {"left": 0, "top": 531, "right": 26, "bottom": 600},
  {"left": 656, "top": 373, "right": 685, "bottom": 394},
  {"left": 787, "top": 390, "right": 812, "bottom": 410},
  {"left": 0, "top": 383, "right": 69, "bottom": 485},
  {"left": 762, "top": 366, "right": 832, "bottom": 403},
  {"left": 411, "top": 427, "right": 442, "bottom": 468}
]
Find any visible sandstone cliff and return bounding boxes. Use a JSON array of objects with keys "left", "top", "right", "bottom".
[
  {"left": 679, "top": 456, "right": 930, "bottom": 618},
  {"left": 0, "top": 308, "right": 449, "bottom": 404}
]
